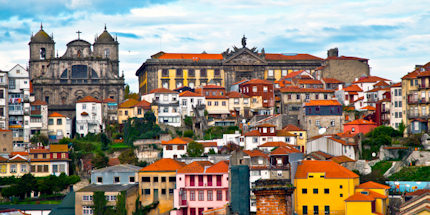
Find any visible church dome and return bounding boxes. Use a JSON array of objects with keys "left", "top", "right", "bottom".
[
  {"left": 67, "top": 39, "right": 91, "bottom": 47},
  {"left": 30, "top": 28, "right": 54, "bottom": 43},
  {"left": 94, "top": 27, "right": 116, "bottom": 44}
]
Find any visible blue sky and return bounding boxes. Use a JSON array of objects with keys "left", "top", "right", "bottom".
[{"left": 1, "top": 0, "right": 430, "bottom": 92}]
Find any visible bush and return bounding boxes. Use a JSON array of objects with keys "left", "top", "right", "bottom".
[
  {"left": 183, "top": 130, "right": 194, "bottom": 138},
  {"left": 388, "top": 166, "right": 430, "bottom": 181},
  {"left": 371, "top": 161, "right": 392, "bottom": 174},
  {"left": 187, "top": 141, "right": 203, "bottom": 157}
]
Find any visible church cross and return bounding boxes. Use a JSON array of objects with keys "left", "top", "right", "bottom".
[{"left": 76, "top": 30, "right": 82, "bottom": 39}]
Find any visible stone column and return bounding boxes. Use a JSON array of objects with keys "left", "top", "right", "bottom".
[{"left": 252, "top": 179, "right": 295, "bottom": 215}]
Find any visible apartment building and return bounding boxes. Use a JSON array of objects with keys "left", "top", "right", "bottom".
[
  {"left": 142, "top": 88, "right": 181, "bottom": 127},
  {"left": 76, "top": 96, "right": 103, "bottom": 137}
]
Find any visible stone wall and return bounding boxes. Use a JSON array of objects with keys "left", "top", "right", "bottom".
[{"left": 322, "top": 59, "right": 370, "bottom": 84}]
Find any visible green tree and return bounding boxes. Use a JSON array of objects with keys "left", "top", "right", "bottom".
[
  {"left": 183, "top": 130, "right": 194, "bottom": 138},
  {"left": 184, "top": 116, "right": 193, "bottom": 129},
  {"left": 208, "top": 148, "right": 216, "bottom": 154},
  {"left": 398, "top": 121, "right": 406, "bottom": 135},
  {"left": 58, "top": 137, "right": 72, "bottom": 145},
  {"left": 92, "top": 152, "right": 109, "bottom": 169},
  {"left": 101, "top": 133, "right": 111, "bottom": 151},
  {"left": 30, "top": 133, "right": 49, "bottom": 146},
  {"left": 118, "top": 149, "right": 138, "bottom": 165},
  {"left": 187, "top": 141, "right": 203, "bottom": 157},
  {"left": 115, "top": 191, "right": 127, "bottom": 215},
  {"left": 124, "top": 84, "right": 139, "bottom": 100},
  {"left": 93, "top": 191, "right": 108, "bottom": 215}
]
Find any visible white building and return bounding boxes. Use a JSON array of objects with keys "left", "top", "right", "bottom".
[
  {"left": 240, "top": 123, "right": 297, "bottom": 150},
  {"left": 306, "top": 135, "right": 357, "bottom": 160},
  {"left": 142, "top": 88, "right": 181, "bottom": 127},
  {"left": 161, "top": 137, "right": 192, "bottom": 159},
  {"left": 8, "top": 64, "right": 31, "bottom": 149},
  {"left": 0, "top": 70, "right": 7, "bottom": 129},
  {"left": 178, "top": 91, "right": 205, "bottom": 117},
  {"left": 390, "top": 83, "right": 403, "bottom": 129},
  {"left": 30, "top": 100, "right": 48, "bottom": 137},
  {"left": 352, "top": 76, "right": 391, "bottom": 106},
  {"left": 76, "top": 96, "right": 103, "bottom": 137}
]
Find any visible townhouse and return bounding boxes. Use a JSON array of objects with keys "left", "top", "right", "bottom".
[
  {"left": 201, "top": 85, "right": 232, "bottom": 126},
  {"left": 306, "top": 135, "right": 358, "bottom": 160},
  {"left": 102, "top": 98, "right": 118, "bottom": 122},
  {"left": 226, "top": 91, "right": 250, "bottom": 118},
  {"left": 239, "top": 79, "right": 274, "bottom": 115},
  {"left": 390, "top": 83, "right": 403, "bottom": 129},
  {"left": 142, "top": 88, "right": 181, "bottom": 127},
  {"left": 179, "top": 91, "right": 205, "bottom": 117},
  {"left": 47, "top": 112, "right": 72, "bottom": 142},
  {"left": 240, "top": 123, "right": 297, "bottom": 150},
  {"left": 76, "top": 96, "right": 103, "bottom": 137},
  {"left": 30, "top": 100, "right": 48, "bottom": 137},
  {"left": 161, "top": 137, "right": 193, "bottom": 159},
  {"left": 117, "top": 98, "right": 151, "bottom": 124}
]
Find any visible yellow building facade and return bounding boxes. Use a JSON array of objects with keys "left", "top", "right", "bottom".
[
  {"left": 157, "top": 68, "right": 225, "bottom": 91},
  {"left": 280, "top": 125, "right": 307, "bottom": 152},
  {"left": 138, "top": 158, "right": 185, "bottom": 215},
  {"left": 118, "top": 99, "right": 152, "bottom": 124}
]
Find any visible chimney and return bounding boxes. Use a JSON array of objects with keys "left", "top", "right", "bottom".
[
  {"left": 327, "top": 48, "right": 339, "bottom": 57},
  {"left": 252, "top": 179, "right": 295, "bottom": 215}
]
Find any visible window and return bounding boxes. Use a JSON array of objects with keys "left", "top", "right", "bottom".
[
  {"left": 263, "top": 86, "right": 268, "bottom": 92},
  {"left": 144, "top": 189, "right": 150, "bottom": 195},
  {"left": 324, "top": 188, "right": 329, "bottom": 194},
  {"left": 222, "top": 101, "right": 226, "bottom": 106},
  {"left": 169, "top": 176, "right": 176, "bottom": 182},
  {"left": 339, "top": 185, "right": 343, "bottom": 189},
  {"left": 97, "top": 177, "right": 103, "bottom": 183},
  {"left": 207, "top": 175, "right": 212, "bottom": 186},
  {"left": 303, "top": 206, "right": 308, "bottom": 215},
  {"left": 340, "top": 193, "right": 343, "bottom": 197},
  {"left": 142, "top": 177, "right": 150, "bottom": 182},
  {"left": 216, "top": 175, "right": 222, "bottom": 186},
  {"left": 153, "top": 176, "right": 159, "bottom": 183},
  {"left": 252, "top": 86, "right": 257, "bottom": 92},
  {"left": 83, "top": 195, "right": 93, "bottom": 201},
  {"left": 214, "top": 69, "right": 221, "bottom": 76},
  {"left": 302, "top": 188, "right": 307, "bottom": 194},
  {"left": 190, "top": 191, "right": 195, "bottom": 201},
  {"left": 330, "top": 120, "right": 335, "bottom": 126},
  {"left": 314, "top": 205, "right": 319, "bottom": 215},
  {"left": 83, "top": 205, "right": 93, "bottom": 214},
  {"left": 188, "top": 69, "right": 195, "bottom": 77},
  {"left": 313, "top": 188, "right": 318, "bottom": 194},
  {"left": 161, "top": 177, "right": 166, "bottom": 182},
  {"left": 20, "top": 164, "right": 27, "bottom": 173},
  {"left": 178, "top": 145, "right": 184, "bottom": 150},
  {"left": 169, "top": 189, "right": 174, "bottom": 194},
  {"left": 207, "top": 190, "right": 213, "bottom": 201},
  {"left": 48, "top": 119, "right": 54, "bottom": 125},
  {"left": 10, "top": 164, "right": 16, "bottom": 173},
  {"left": 351, "top": 127, "right": 355, "bottom": 132},
  {"left": 129, "top": 176, "right": 135, "bottom": 183},
  {"left": 216, "top": 190, "right": 222, "bottom": 201},
  {"left": 198, "top": 175, "right": 204, "bottom": 186},
  {"left": 324, "top": 206, "right": 330, "bottom": 215},
  {"left": 190, "top": 175, "right": 195, "bottom": 186},
  {"left": 162, "top": 189, "right": 166, "bottom": 195},
  {"left": 268, "top": 70, "right": 274, "bottom": 77},
  {"left": 114, "top": 176, "right": 120, "bottom": 183},
  {"left": 207, "top": 101, "right": 212, "bottom": 106},
  {"left": 176, "top": 69, "right": 183, "bottom": 77},
  {"left": 316, "top": 120, "right": 320, "bottom": 126},
  {"left": 125, "top": 110, "right": 129, "bottom": 115},
  {"left": 214, "top": 101, "right": 219, "bottom": 106},
  {"left": 57, "top": 119, "right": 62, "bottom": 125},
  {"left": 200, "top": 69, "right": 207, "bottom": 77},
  {"left": 162, "top": 69, "right": 169, "bottom": 77},
  {"left": 198, "top": 190, "right": 204, "bottom": 201},
  {"left": 297, "top": 94, "right": 300, "bottom": 100}
]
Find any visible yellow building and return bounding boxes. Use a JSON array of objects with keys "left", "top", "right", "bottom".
[
  {"left": 347, "top": 181, "right": 390, "bottom": 215},
  {"left": 294, "top": 160, "right": 359, "bottom": 215},
  {"left": 279, "top": 124, "right": 307, "bottom": 152},
  {"left": 227, "top": 91, "right": 251, "bottom": 117},
  {"left": 118, "top": 99, "right": 152, "bottom": 124},
  {"left": 48, "top": 112, "right": 71, "bottom": 140},
  {"left": 138, "top": 158, "right": 185, "bottom": 215},
  {"left": 0, "top": 153, "right": 29, "bottom": 177}
]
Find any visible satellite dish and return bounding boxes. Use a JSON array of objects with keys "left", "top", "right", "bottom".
[
  {"left": 372, "top": 152, "right": 376, "bottom": 157},
  {"left": 318, "top": 127, "right": 327, "bottom": 135}
]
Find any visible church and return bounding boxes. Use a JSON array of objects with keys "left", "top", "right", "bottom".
[{"left": 29, "top": 25, "right": 125, "bottom": 117}]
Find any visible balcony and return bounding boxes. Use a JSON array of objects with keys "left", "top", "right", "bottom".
[
  {"left": 419, "top": 84, "right": 430, "bottom": 89},
  {"left": 9, "top": 110, "right": 24, "bottom": 115},
  {"left": 408, "top": 111, "right": 419, "bottom": 118},
  {"left": 408, "top": 97, "right": 418, "bottom": 104},
  {"left": 77, "top": 119, "right": 100, "bottom": 125}
]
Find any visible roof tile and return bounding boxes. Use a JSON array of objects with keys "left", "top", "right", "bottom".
[
  {"left": 139, "top": 158, "right": 186, "bottom": 172},
  {"left": 295, "top": 160, "right": 359, "bottom": 179}
]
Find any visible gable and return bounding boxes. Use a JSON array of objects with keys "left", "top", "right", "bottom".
[{"left": 223, "top": 48, "right": 267, "bottom": 65}]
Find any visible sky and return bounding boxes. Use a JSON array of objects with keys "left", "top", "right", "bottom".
[{"left": 1, "top": 0, "right": 430, "bottom": 92}]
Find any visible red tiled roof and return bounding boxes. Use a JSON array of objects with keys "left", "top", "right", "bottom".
[
  {"left": 81, "top": 112, "right": 89, "bottom": 116},
  {"left": 108, "top": 158, "right": 120, "bottom": 166},
  {"left": 304, "top": 100, "right": 341, "bottom": 106},
  {"left": 283, "top": 70, "right": 307, "bottom": 79},
  {"left": 31, "top": 100, "right": 47, "bottom": 106},
  {"left": 405, "top": 189, "right": 430, "bottom": 196},
  {"left": 77, "top": 96, "right": 101, "bottom": 103},
  {"left": 257, "top": 123, "right": 276, "bottom": 127},
  {"left": 156, "top": 53, "right": 223, "bottom": 60},
  {"left": 150, "top": 88, "right": 178, "bottom": 94},
  {"left": 243, "top": 130, "right": 261, "bottom": 136},
  {"left": 374, "top": 81, "right": 390, "bottom": 87},
  {"left": 119, "top": 99, "right": 139, "bottom": 108},
  {"left": 102, "top": 98, "right": 116, "bottom": 103},
  {"left": 280, "top": 86, "right": 334, "bottom": 93},
  {"left": 205, "top": 95, "right": 228, "bottom": 99},
  {"left": 357, "top": 181, "right": 390, "bottom": 189},
  {"left": 243, "top": 149, "right": 268, "bottom": 158},
  {"left": 203, "top": 85, "right": 225, "bottom": 89},
  {"left": 49, "top": 112, "right": 66, "bottom": 118},
  {"left": 134, "top": 99, "right": 151, "bottom": 109},
  {"left": 240, "top": 79, "right": 273, "bottom": 85},
  {"left": 328, "top": 137, "right": 356, "bottom": 146},
  {"left": 281, "top": 124, "right": 305, "bottom": 131},
  {"left": 30, "top": 148, "right": 49, "bottom": 153},
  {"left": 161, "top": 137, "right": 193, "bottom": 145},
  {"left": 391, "top": 82, "right": 401, "bottom": 87},
  {"left": 227, "top": 91, "right": 250, "bottom": 98},
  {"left": 177, "top": 161, "right": 213, "bottom": 173},
  {"left": 297, "top": 79, "right": 323, "bottom": 85},
  {"left": 326, "top": 56, "right": 368, "bottom": 61},
  {"left": 323, "top": 78, "right": 344, "bottom": 84},
  {"left": 344, "top": 119, "right": 376, "bottom": 125},
  {"left": 206, "top": 160, "right": 229, "bottom": 173},
  {"left": 50, "top": 144, "right": 68, "bottom": 153},
  {"left": 179, "top": 91, "right": 203, "bottom": 97},
  {"left": 276, "top": 130, "right": 297, "bottom": 137},
  {"left": 10, "top": 152, "right": 28, "bottom": 157},
  {"left": 270, "top": 146, "right": 301, "bottom": 155},
  {"left": 200, "top": 142, "right": 217, "bottom": 147},
  {"left": 10, "top": 156, "right": 28, "bottom": 162},
  {"left": 402, "top": 70, "right": 419, "bottom": 80},
  {"left": 139, "top": 158, "right": 186, "bottom": 172},
  {"left": 352, "top": 76, "right": 390, "bottom": 83},
  {"left": 353, "top": 96, "right": 364, "bottom": 102},
  {"left": 232, "top": 79, "right": 249, "bottom": 85},
  {"left": 343, "top": 84, "right": 363, "bottom": 92},
  {"left": 361, "top": 106, "right": 376, "bottom": 111},
  {"left": 265, "top": 53, "right": 323, "bottom": 61},
  {"left": 295, "top": 160, "right": 359, "bottom": 179},
  {"left": 345, "top": 190, "right": 387, "bottom": 202},
  {"left": 258, "top": 141, "right": 289, "bottom": 148},
  {"left": 330, "top": 155, "right": 355, "bottom": 164},
  {"left": 312, "top": 151, "right": 333, "bottom": 159},
  {"left": 383, "top": 146, "right": 408, "bottom": 150}
]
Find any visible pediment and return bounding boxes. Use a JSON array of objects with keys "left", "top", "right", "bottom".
[{"left": 223, "top": 48, "right": 267, "bottom": 65}]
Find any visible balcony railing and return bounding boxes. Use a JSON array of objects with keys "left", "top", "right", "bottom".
[
  {"left": 408, "top": 112, "right": 419, "bottom": 118},
  {"left": 419, "top": 84, "right": 430, "bottom": 89}
]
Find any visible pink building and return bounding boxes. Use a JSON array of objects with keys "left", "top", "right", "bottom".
[
  {"left": 172, "top": 161, "right": 229, "bottom": 215},
  {"left": 343, "top": 119, "right": 377, "bottom": 134}
]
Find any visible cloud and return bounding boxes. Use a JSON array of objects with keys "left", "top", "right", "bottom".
[{"left": 112, "top": 32, "right": 141, "bottom": 39}]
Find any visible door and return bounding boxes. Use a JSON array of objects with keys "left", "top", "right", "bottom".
[{"left": 153, "top": 189, "right": 159, "bottom": 201}]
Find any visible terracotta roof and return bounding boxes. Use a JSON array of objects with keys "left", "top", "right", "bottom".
[
  {"left": 391, "top": 82, "right": 401, "bottom": 87},
  {"left": 77, "top": 96, "right": 101, "bottom": 103},
  {"left": 31, "top": 100, "right": 47, "bottom": 106},
  {"left": 295, "top": 160, "right": 359, "bottom": 179},
  {"left": 177, "top": 161, "right": 213, "bottom": 173},
  {"left": 374, "top": 81, "right": 390, "bottom": 87},
  {"left": 206, "top": 160, "right": 229, "bottom": 173},
  {"left": 312, "top": 151, "right": 333, "bottom": 159},
  {"left": 343, "top": 85, "right": 363, "bottom": 92},
  {"left": 328, "top": 137, "right": 356, "bottom": 146},
  {"left": 134, "top": 99, "right": 151, "bottom": 109},
  {"left": 352, "top": 76, "right": 390, "bottom": 83},
  {"left": 402, "top": 70, "right": 419, "bottom": 80},
  {"left": 139, "top": 158, "right": 186, "bottom": 172},
  {"left": 323, "top": 78, "right": 344, "bottom": 84},
  {"left": 10, "top": 152, "right": 28, "bottom": 157},
  {"left": 119, "top": 99, "right": 139, "bottom": 108},
  {"left": 344, "top": 106, "right": 355, "bottom": 111},
  {"left": 243, "top": 130, "right": 261, "bottom": 136},
  {"left": 161, "top": 137, "right": 193, "bottom": 145},
  {"left": 179, "top": 91, "right": 203, "bottom": 97},
  {"left": 10, "top": 155, "right": 28, "bottom": 162},
  {"left": 345, "top": 189, "right": 387, "bottom": 202},
  {"left": 257, "top": 123, "right": 276, "bottom": 127},
  {"left": 30, "top": 148, "right": 49, "bottom": 153},
  {"left": 243, "top": 149, "right": 268, "bottom": 158},
  {"left": 405, "top": 189, "right": 430, "bottom": 196},
  {"left": 281, "top": 124, "right": 305, "bottom": 131},
  {"left": 240, "top": 79, "right": 273, "bottom": 85},
  {"left": 280, "top": 86, "right": 334, "bottom": 93},
  {"left": 49, "top": 112, "right": 66, "bottom": 118},
  {"left": 150, "top": 88, "right": 178, "bottom": 94},
  {"left": 205, "top": 95, "right": 228, "bottom": 99},
  {"left": 102, "top": 98, "right": 116, "bottom": 103},
  {"left": 203, "top": 85, "right": 225, "bottom": 89},
  {"left": 0, "top": 156, "right": 7, "bottom": 162},
  {"left": 81, "top": 112, "right": 89, "bottom": 116},
  {"left": 326, "top": 56, "right": 368, "bottom": 61},
  {"left": 360, "top": 106, "right": 376, "bottom": 111},
  {"left": 344, "top": 119, "right": 376, "bottom": 125},
  {"left": 330, "top": 155, "right": 355, "bottom": 164},
  {"left": 336, "top": 131, "right": 359, "bottom": 138},
  {"left": 50, "top": 144, "right": 68, "bottom": 153},
  {"left": 353, "top": 96, "right": 364, "bottom": 102},
  {"left": 304, "top": 100, "right": 341, "bottom": 106},
  {"left": 270, "top": 146, "right": 301, "bottom": 155},
  {"left": 227, "top": 91, "right": 250, "bottom": 98},
  {"left": 156, "top": 53, "right": 223, "bottom": 60},
  {"left": 200, "top": 142, "right": 217, "bottom": 147},
  {"left": 383, "top": 146, "right": 408, "bottom": 150},
  {"left": 283, "top": 70, "right": 307, "bottom": 79},
  {"left": 258, "top": 141, "right": 289, "bottom": 148},
  {"left": 416, "top": 70, "right": 430, "bottom": 77},
  {"left": 297, "top": 79, "right": 323, "bottom": 85},
  {"left": 276, "top": 130, "right": 297, "bottom": 137},
  {"left": 108, "top": 158, "right": 120, "bottom": 166},
  {"left": 357, "top": 181, "right": 390, "bottom": 189},
  {"left": 265, "top": 53, "right": 323, "bottom": 61}
]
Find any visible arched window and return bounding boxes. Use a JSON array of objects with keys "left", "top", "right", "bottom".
[
  {"left": 60, "top": 69, "right": 68, "bottom": 79},
  {"left": 91, "top": 69, "right": 99, "bottom": 79},
  {"left": 40, "top": 48, "right": 46, "bottom": 59},
  {"left": 104, "top": 49, "right": 110, "bottom": 58},
  {"left": 71, "top": 65, "right": 88, "bottom": 79}
]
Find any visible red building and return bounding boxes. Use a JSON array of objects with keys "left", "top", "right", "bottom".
[
  {"left": 239, "top": 79, "right": 274, "bottom": 115},
  {"left": 201, "top": 85, "right": 226, "bottom": 97},
  {"left": 344, "top": 119, "right": 377, "bottom": 134}
]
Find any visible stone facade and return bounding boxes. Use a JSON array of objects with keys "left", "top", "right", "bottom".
[
  {"left": 253, "top": 179, "right": 295, "bottom": 215},
  {"left": 29, "top": 25, "right": 124, "bottom": 118}
]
